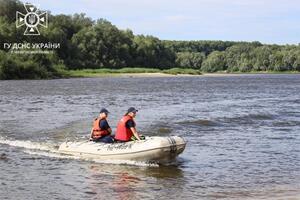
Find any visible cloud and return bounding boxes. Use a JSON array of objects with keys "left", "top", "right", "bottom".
[{"left": 31, "top": 0, "right": 300, "bottom": 44}]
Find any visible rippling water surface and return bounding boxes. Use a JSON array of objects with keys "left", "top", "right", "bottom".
[{"left": 0, "top": 74, "right": 300, "bottom": 199}]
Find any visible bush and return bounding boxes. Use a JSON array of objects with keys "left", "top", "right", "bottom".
[{"left": 0, "top": 51, "right": 67, "bottom": 79}]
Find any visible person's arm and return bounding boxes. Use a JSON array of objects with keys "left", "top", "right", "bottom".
[
  {"left": 130, "top": 127, "right": 141, "bottom": 140},
  {"left": 100, "top": 120, "right": 111, "bottom": 135},
  {"left": 126, "top": 119, "right": 141, "bottom": 140}
]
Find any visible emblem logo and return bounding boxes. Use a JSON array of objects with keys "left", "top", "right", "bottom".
[{"left": 16, "top": 3, "right": 48, "bottom": 35}]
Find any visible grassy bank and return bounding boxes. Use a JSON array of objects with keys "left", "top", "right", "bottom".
[
  {"left": 68, "top": 68, "right": 202, "bottom": 77},
  {"left": 2, "top": 66, "right": 299, "bottom": 80},
  {"left": 68, "top": 68, "right": 300, "bottom": 78}
]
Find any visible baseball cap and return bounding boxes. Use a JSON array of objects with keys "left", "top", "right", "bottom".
[
  {"left": 127, "top": 107, "right": 138, "bottom": 113},
  {"left": 100, "top": 108, "right": 109, "bottom": 114}
]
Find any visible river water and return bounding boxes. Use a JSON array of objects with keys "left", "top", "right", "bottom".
[{"left": 0, "top": 74, "right": 300, "bottom": 200}]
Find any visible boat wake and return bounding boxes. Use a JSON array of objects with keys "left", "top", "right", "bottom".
[
  {"left": 0, "top": 137, "right": 159, "bottom": 167},
  {"left": 0, "top": 137, "right": 55, "bottom": 152}
]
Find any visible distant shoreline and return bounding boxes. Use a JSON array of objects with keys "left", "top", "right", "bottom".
[
  {"left": 67, "top": 68, "right": 300, "bottom": 78},
  {"left": 1, "top": 68, "right": 299, "bottom": 80},
  {"left": 67, "top": 68, "right": 202, "bottom": 78}
]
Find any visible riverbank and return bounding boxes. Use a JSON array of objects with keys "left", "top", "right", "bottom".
[
  {"left": 1, "top": 67, "right": 299, "bottom": 80},
  {"left": 67, "top": 68, "right": 300, "bottom": 78},
  {"left": 67, "top": 68, "right": 202, "bottom": 77},
  {"left": 202, "top": 70, "right": 300, "bottom": 77}
]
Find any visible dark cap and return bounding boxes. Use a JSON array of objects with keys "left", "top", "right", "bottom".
[
  {"left": 100, "top": 108, "right": 109, "bottom": 114},
  {"left": 127, "top": 107, "right": 138, "bottom": 113}
]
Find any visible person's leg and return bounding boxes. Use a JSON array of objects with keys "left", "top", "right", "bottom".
[
  {"left": 98, "top": 135, "right": 114, "bottom": 143},
  {"left": 114, "top": 139, "right": 126, "bottom": 143}
]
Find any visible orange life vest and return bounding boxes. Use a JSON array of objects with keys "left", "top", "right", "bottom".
[
  {"left": 115, "top": 115, "right": 135, "bottom": 141},
  {"left": 92, "top": 118, "right": 109, "bottom": 140}
]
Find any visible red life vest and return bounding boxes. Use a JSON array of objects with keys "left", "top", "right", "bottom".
[
  {"left": 92, "top": 118, "right": 109, "bottom": 139},
  {"left": 115, "top": 115, "right": 135, "bottom": 141}
]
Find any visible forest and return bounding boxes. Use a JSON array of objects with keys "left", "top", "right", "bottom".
[{"left": 0, "top": 0, "right": 300, "bottom": 79}]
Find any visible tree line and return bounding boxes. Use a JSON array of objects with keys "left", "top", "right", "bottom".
[{"left": 0, "top": 0, "right": 299, "bottom": 79}]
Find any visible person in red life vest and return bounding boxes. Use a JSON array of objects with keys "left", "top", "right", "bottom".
[
  {"left": 90, "top": 108, "right": 114, "bottom": 143},
  {"left": 115, "top": 107, "right": 144, "bottom": 142}
]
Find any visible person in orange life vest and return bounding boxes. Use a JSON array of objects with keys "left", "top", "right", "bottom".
[
  {"left": 115, "top": 107, "right": 142, "bottom": 142},
  {"left": 90, "top": 108, "right": 113, "bottom": 143}
]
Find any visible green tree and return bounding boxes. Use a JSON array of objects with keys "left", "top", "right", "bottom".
[
  {"left": 251, "top": 46, "right": 273, "bottom": 71},
  {"left": 201, "top": 51, "right": 226, "bottom": 72},
  {"left": 176, "top": 52, "right": 205, "bottom": 69},
  {"left": 71, "top": 19, "right": 134, "bottom": 68},
  {"left": 133, "top": 35, "right": 175, "bottom": 69},
  {"left": 225, "top": 44, "right": 256, "bottom": 72}
]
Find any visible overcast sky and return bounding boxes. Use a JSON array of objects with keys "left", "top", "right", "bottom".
[{"left": 30, "top": 0, "right": 300, "bottom": 44}]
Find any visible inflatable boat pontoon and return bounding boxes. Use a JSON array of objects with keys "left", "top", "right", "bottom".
[{"left": 58, "top": 136, "right": 186, "bottom": 164}]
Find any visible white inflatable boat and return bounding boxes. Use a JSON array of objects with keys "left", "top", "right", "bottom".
[{"left": 58, "top": 136, "right": 186, "bottom": 164}]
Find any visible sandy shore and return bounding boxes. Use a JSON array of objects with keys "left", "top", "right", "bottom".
[
  {"left": 117, "top": 72, "right": 299, "bottom": 77},
  {"left": 115, "top": 72, "right": 200, "bottom": 77},
  {"left": 71, "top": 72, "right": 299, "bottom": 78},
  {"left": 106, "top": 73, "right": 259, "bottom": 77}
]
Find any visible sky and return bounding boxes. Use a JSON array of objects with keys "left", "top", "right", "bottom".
[{"left": 28, "top": 0, "right": 300, "bottom": 44}]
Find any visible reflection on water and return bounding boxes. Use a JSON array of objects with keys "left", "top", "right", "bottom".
[
  {"left": 86, "top": 164, "right": 185, "bottom": 200},
  {"left": 1, "top": 74, "right": 300, "bottom": 199}
]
